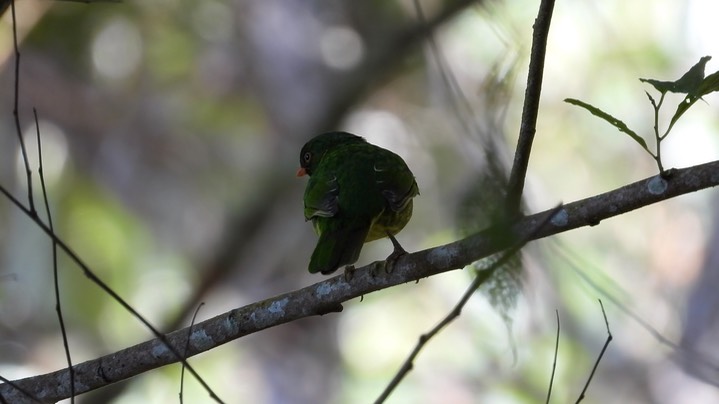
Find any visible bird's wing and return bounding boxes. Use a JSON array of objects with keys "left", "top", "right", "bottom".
[
  {"left": 374, "top": 155, "right": 419, "bottom": 212},
  {"left": 304, "top": 171, "right": 340, "bottom": 220}
]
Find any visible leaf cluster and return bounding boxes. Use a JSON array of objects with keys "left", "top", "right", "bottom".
[{"left": 566, "top": 56, "right": 719, "bottom": 174}]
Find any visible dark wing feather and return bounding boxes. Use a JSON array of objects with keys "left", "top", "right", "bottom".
[
  {"left": 374, "top": 155, "right": 419, "bottom": 212},
  {"left": 304, "top": 171, "right": 339, "bottom": 221}
]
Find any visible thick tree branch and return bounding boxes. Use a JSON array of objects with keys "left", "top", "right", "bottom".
[{"left": 1, "top": 160, "right": 717, "bottom": 403}]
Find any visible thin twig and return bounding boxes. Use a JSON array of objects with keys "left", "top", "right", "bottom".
[
  {"left": 10, "top": 0, "right": 34, "bottom": 215},
  {"left": 546, "top": 309, "right": 560, "bottom": 404},
  {"left": 506, "top": 0, "right": 556, "bottom": 216},
  {"left": 575, "top": 299, "right": 612, "bottom": 403},
  {"left": 375, "top": 205, "right": 564, "bottom": 403},
  {"left": 650, "top": 92, "right": 667, "bottom": 173},
  {"left": 180, "top": 303, "right": 205, "bottom": 404},
  {"left": 35, "top": 109, "right": 75, "bottom": 403}
]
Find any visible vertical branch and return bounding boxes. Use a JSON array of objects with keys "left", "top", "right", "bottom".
[
  {"left": 179, "top": 303, "right": 205, "bottom": 404},
  {"left": 652, "top": 92, "right": 666, "bottom": 174},
  {"left": 645, "top": 91, "right": 665, "bottom": 174},
  {"left": 35, "top": 109, "right": 75, "bottom": 403},
  {"left": 546, "top": 309, "right": 560, "bottom": 404},
  {"left": 10, "top": 0, "right": 35, "bottom": 215},
  {"left": 505, "top": 0, "right": 556, "bottom": 216}
]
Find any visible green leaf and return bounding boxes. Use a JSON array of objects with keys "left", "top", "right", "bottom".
[
  {"left": 668, "top": 93, "right": 699, "bottom": 133},
  {"left": 696, "top": 70, "right": 719, "bottom": 96},
  {"left": 565, "top": 98, "right": 649, "bottom": 152},
  {"left": 640, "top": 56, "right": 712, "bottom": 94},
  {"left": 666, "top": 69, "right": 719, "bottom": 134},
  {"left": 673, "top": 56, "right": 711, "bottom": 93},
  {"left": 639, "top": 78, "right": 674, "bottom": 94}
]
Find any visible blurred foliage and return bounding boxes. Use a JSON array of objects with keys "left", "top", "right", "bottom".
[{"left": 0, "top": 0, "right": 719, "bottom": 403}]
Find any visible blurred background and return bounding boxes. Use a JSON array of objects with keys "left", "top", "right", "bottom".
[{"left": 0, "top": 0, "right": 718, "bottom": 403}]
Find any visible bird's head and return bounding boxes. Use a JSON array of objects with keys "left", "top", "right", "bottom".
[{"left": 297, "top": 131, "right": 365, "bottom": 177}]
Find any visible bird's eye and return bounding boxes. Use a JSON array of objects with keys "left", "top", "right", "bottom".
[{"left": 303, "top": 152, "right": 311, "bottom": 163}]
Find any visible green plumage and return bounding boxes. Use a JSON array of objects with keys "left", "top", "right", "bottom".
[{"left": 298, "top": 131, "right": 419, "bottom": 274}]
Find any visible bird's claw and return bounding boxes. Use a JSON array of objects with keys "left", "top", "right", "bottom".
[
  {"left": 350, "top": 234, "right": 409, "bottom": 278},
  {"left": 384, "top": 233, "right": 408, "bottom": 274},
  {"left": 384, "top": 250, "right": 405, "bottom": 274}
]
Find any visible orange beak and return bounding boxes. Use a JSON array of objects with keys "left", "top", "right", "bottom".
[{"left": 296, "top": 167, "right": 307, "bottom": 177}]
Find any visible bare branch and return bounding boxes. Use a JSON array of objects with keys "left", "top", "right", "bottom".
[
  {"left": 35, "top": 109, "right": 75, "bottom": 403},
  {"left": 10, "top": 0, "right": 35, "bottom": 215},
  {"left": 506, "top": 0, "right": 556, "bottom": 215},
  {"left": 180, "top": 303, "right": 205, "bottom": 404},
  {"left": 546, "top": 310, "right": 560, "bottom": 404}
]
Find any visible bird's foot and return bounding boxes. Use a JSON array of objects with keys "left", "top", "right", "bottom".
[
  {"left": 384, "top": 233, "right": 408, "bottom": 274},
  {"left": 343, "top": 265, "right": 356, "bottom": 282}
]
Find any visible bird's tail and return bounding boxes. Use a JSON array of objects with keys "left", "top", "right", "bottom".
[{"left": 309, "top": 223, "right": 369, "bottom": 274}]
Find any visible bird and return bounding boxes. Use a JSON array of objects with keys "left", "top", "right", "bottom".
[{"left": 297, "top": 131, "right": 419, "bottom": 275}]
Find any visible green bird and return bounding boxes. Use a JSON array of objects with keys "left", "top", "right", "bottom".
[{"left": 297, "top": 131, "right": 419, "bottom": 275}]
